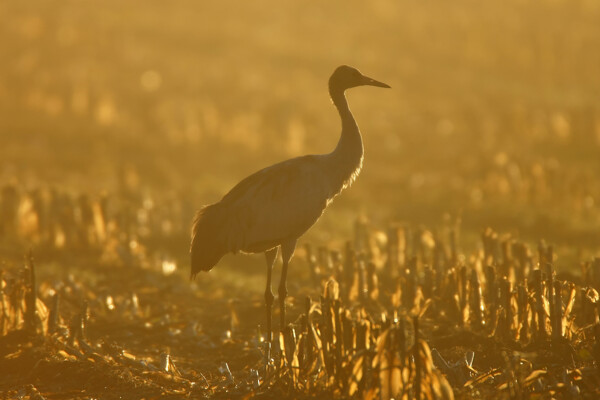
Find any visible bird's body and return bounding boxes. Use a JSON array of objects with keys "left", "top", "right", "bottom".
[
  {"left": 191, "top": 152, "right": 362, "bottom": 274},
  {"left": 190, "top": 65, "right": 389, "bottom": 351}
]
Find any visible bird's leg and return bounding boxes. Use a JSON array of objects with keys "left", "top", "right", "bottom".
[
  {"left": 264, "top": 247, "right": 278, "bottom": 361},
  {"left": 278, "top": 239, "right": 297, "bottom": 332}
]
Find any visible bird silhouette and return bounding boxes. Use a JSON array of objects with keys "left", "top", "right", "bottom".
[{"left": 191, "top": 65, "right": 390, "bottom": 350}]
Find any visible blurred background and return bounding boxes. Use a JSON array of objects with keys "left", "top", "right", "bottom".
[
  {"left": 1, "top": 0, "right": 599, "bottom": 267},
  {"left": 3, "top": 3, "right": 600, "bottom": 397}
]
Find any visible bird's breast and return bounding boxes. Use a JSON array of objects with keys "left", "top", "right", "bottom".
[{"left": 327, "top": 154, "right": 363, "bottom": 199}]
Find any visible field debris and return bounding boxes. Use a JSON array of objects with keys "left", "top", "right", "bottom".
[{"left": 0, "top": 188, "right": 599, "bottom": 399}]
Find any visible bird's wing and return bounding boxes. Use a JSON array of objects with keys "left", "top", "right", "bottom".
[{"left": 220, "top": 155, "right": 331, "bottom": 252}]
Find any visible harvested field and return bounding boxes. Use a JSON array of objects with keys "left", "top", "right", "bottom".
[
  {"left": 1, "top": 192, "right": 599, "bottom": 398},
  {"left": 1, "top": 0, "right": 600, "bottom": 398}
]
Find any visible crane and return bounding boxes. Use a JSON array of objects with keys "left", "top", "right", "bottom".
[{"left": 190, "top": 65, "right": 390, "bottom": 351}]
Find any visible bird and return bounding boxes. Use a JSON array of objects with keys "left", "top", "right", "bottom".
[{"left": 190, "top": 65, "right": 390, "bottom": 350}]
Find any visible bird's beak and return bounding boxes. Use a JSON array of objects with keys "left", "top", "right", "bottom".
[{"left": 361, "top": 74, "right": 391, "bottom": 88}]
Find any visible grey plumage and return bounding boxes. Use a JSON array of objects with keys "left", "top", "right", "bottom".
[
  {"left": 190, "top": 65, "right": 390, "bottom": 346},
  {"left": 191, "top": 156, "right": 332, "bottom": 275}
]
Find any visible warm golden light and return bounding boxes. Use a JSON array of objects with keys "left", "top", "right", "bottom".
[{"left": 0, "top": 1, "right": 599, "bottom": 398}]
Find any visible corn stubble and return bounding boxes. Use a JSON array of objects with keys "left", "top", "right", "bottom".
[
  {"left": 1, "top": 189, "right": 600, "bottom": 398},
  {"left": 265, "top": 223, "right": 600, "bottom": 398}
]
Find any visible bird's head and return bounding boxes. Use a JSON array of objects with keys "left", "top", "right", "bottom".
[{"left": 329, "top": 65, "right": 391, "bottom": 94}]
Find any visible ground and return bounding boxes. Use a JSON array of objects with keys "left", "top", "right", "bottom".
[{"left": 1, "top": 0, "right": 600, "bottom": 398}]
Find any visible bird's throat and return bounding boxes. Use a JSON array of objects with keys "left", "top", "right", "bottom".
[{"left": 329, "top": 89, "right": 364, "bottom": 191}]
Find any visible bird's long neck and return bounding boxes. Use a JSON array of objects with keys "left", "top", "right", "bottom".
[{"left": 327, "top": 87, "right": 364, "bottom": 188}]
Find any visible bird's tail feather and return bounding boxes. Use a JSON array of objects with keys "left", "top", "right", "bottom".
[{"left": 190, "top": 204, "right": 228, "bottom": 278}]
